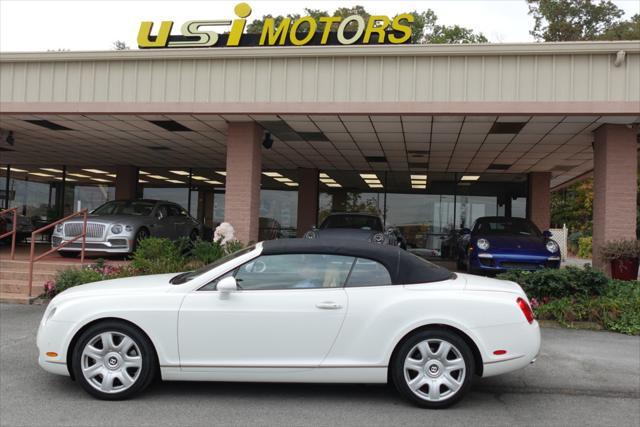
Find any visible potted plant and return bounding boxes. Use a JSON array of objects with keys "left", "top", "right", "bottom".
[{"left": 599, "top": 239, "right": 640, "bottom": 281}]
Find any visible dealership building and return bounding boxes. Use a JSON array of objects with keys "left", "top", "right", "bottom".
[{"left": 0, "top": 40, "right": 638, "bottom": 270}]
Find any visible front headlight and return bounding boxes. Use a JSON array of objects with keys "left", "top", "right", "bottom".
[
  {"left": 304, "top": 230, "right": 316, "bottom": 239},
  {"left": 477, "top": 238, "right": 490, "bottom": 250},
  {"left": 546, "top": 240, "right": 559, "bottom": 253},
  {"left": 55, "top": 223, "right": 63, "bottom": 233},
  {"left": 372, "top": 233, "right": 385, "bottom": 244},
  {"left": 111, "top": 224, "right": 123, "bottom": 234}
]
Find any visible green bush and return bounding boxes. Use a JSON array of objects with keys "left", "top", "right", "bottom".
[
  {"left": 54, "top": 267, "right": 104, "bottom": 294},
  {"left": 577, "top": 236, "right": 592, "bottom": 258},
  {"left": 497, "top": 266, "right": 608, "bottom": 300},
  {"left": 189, "top": 239, "right": 225, "bottom": 266},
  {"left": 568, "top": 231, "right": 586, "bottom": 254},
  {"left": 131, "top": 237, "right": 187, "bottom": 274}
]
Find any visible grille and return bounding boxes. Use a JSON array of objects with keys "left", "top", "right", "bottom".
[
  {"left": 500, "top": 262, "right": 541, "bottom": 270},
  {"left": 64, "top": 223, "right": 105, "bottom": 239}
]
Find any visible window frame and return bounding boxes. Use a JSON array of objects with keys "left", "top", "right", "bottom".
[{"left": 343, "top": 257, "right": 393, "bottom": 288}]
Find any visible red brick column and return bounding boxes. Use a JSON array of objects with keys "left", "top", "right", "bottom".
[
  {"left": 296, "top": 168, "right": 319, "bottom": 236},
  {"left": 115, "top": 166, "right": 138, "bottom": 200},
  {"left": 527, "top": 172, "right": 551, "bottom": 231},
  {"left": 592, "top": 124, "right": 638, "bottom": 272},
  {"left": 224, "top": 122, "right": 262, "bottom": 243}
]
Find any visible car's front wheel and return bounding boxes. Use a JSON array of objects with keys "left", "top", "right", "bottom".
[
  {"left": 71, "top": 321, "right": 157, "bottom": 400},
  {"left": 391, "top": 329, "right": 474, "bottom": 409}
]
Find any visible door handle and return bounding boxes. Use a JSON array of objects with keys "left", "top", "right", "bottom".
[{"left": 316, "top": 301, "right": 342, "bottom": 310}]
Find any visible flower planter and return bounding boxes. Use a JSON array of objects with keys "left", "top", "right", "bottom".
[{"left": 610, "top": 258, "right": 639, "bottom": 281}]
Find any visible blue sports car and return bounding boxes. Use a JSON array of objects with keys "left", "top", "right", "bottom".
[{"left": 456, "top": 216, "right": 561, "bottom": 275}]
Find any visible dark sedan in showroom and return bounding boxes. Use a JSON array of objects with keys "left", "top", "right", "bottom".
[
  {"left": 457, "top": 216, "right": 561, "bottom": 275},
  {"left": 305, "top": 212, "right": 406, "bottom": 249}
]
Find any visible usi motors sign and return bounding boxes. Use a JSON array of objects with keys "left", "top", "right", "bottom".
[{"left": 138, "top": 2, "right": 413, "bottom": 49}]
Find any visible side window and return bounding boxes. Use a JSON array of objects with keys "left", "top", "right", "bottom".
[
  {"left": 233, "top": 254, "right": 354, "bottom": 290},
  {"left": 156, "top": 205, "right": 169, "bottom": 220},
  {"left": 167, "top": 205, "right": 181, "bottom": 217},
  {"left": 345, "top": 258, "right": 392, "bottom": 287}
]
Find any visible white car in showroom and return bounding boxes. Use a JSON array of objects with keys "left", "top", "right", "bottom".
[{"left": 37, "top": 239, "right": 540, "bottom": 408}]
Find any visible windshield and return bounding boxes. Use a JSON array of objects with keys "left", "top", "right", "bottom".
[
  {"left": 92, "top": 201, "right": 155, "bottom": 216},
  {"left": 473, "top": 218, "right": 541, "bottom": 236},
  {"left": 170, "top": 245, "right": 256, "bottom": 284},
  {"left": 320, "top": 215, "right": 383, "bottom": 231}
]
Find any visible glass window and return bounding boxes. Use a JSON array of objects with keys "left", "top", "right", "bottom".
[
  {"left": 167, "top": 205, "right": 182, "bottom": 217},
  {"left": 320, "top": 214, "right": 382, "bottom": 231},
  {"left": 233, "top": 254, "right": 354, "bottom": 290},
  {"left": 260, "top": 189, "right": 298, "bottom": 239},
  {"left": 473, "top": 217, "right": 541, "bottom": 236},
  {"left": 346, "top": 258, "right": 392, "bottom": 287},
  {"left": 92, "top": 200, "right": 155, "bottom": 216}
]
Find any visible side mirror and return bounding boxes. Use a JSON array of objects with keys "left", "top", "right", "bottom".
[
  {"left": 461, "top": 228, "right": 471, "bottom": 235},
  {"left": 217, "top": 276, "right": 238, "bottom": 293},
  {"left": 542, "top": 230, "right": 552, "bottom": 238}
]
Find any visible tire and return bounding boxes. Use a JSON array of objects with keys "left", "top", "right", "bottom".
[
  {"left": 71, "top": 320, "right": 157, "bottom": 400},
  {"left": 391, "top": 329, "right": 474, "bottom": 409},
  {"left": 131, "top": 228, "right": 149, "bottom": 253},
  {"left": 189, "top": 229, "right": 199, "bottom": 241},
  {"left": 59, "top": 251, "right": 78, "bottom": 258}
]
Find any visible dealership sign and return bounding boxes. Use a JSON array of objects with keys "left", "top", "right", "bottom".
[{"left": 138, "top": 2, "right": 414, "bottom": 49}]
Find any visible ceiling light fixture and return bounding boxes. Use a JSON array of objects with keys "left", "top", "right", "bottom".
[
  {"left": 274, "top": 177, "right": 292, "bottom": 183},
  {"left": 82, "top": 169, "right": 109, "bottom": 174},
  {"left": 262, "top": 172, "right": 283, "bottom": 177},
  {"left": 216, "top": 171, "right": 227, "bottom": 176},
  {"left": 139, "top": 171, "right": 150, "bottom": 175},
  {"left": 9, "top": 167, "right": 28, "bottom": 173},
  {"left": 284, "top": 182, "right": 298, "bottom": 187},
  {"left": 67, "top": 173, "right": 90, "bottom": 178},
  {"left": 170, "top": 170, "right": 190, "bottom": 176},
  {"left": 166, "top": 179, "right": 184, "bottom": 184},
  {"left": 138, "top": 179, "right": 149, "bottom": 183},
  {"left": 147, "top": 175, "right": 168, "bottom": 180},
  {"left": 191, "top": 176, "right": 208, "bottom": 181},
  {"left": 40, "top": 168, "right": 63, "bottom": 173},
  {"left": 90, "top": 178, "right": 111, "bottom": 183},
  {"left": 205, "top": 180, "right": 223, "bottom": 185},
  {"left": 360, "top": 173, "right": 378, "bottom": 179},
  {"left": 29, "top": 172, "right": 53, "bottom": 177},
  {"left": 460, "top": 175, "right": 480, "bottom": 181},
  {"left": 411, "top": 174, "right": 428, "bottom": 180}
]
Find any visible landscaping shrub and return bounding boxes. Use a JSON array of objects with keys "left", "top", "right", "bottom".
[
  {"left": 189, "top": 239, "right": 225, "bottom": 266},
  {"left": 577, "top": 236, "right": 592, "bottom": 258},
  {"left": 567, "top": 231, "right": 586, "bottom": 255},
  {"left": 497, "top": 266, "right": 608, "bottom": 300},
  {"left": 53, "top": 268, "right": 103, "bottom": 294},
  {"left": 131, "top": 237, "right": 187, "bottom": 274}
]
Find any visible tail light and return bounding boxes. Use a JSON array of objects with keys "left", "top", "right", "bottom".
[{"left": 517, "top": 297, "right": 535, "bottom": 324}]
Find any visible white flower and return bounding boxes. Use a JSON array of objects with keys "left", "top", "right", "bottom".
[{"left": 214, "top": 222, "right": 235, "bottom": 244}]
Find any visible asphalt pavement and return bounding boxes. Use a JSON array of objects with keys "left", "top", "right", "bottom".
[{"left": 1, "top": 303, "right": 639, "bottom": 427}]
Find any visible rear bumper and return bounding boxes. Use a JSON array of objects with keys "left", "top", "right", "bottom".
[
  {"left": 476, "top": 321, "right": 541, "bottom": 377},
  {"left": 471, "top": 252, "right": 560, "bottom": 272}
]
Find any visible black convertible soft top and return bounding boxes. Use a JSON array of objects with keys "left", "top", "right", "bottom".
[{"left": 261, "top": 239, "right": 453, "bottom": 285}]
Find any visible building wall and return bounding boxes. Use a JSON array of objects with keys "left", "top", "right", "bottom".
[{"left": 1, "top": 42, "right": 639, "bottom": 113}]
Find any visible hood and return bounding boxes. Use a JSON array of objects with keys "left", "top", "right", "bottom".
[
  {"left": 54, "top": 273, "right": 177, "bottom": 300},
  {"left": 459, "top": 273, "right": 526, "bottom": 296},
  {"left": 64, "top": 214, "right": 149, "bottom": 225},
  {"left": 316, "top": 228, "right": 380, "bottom": 241},
  {"left": 475, "top": 234, "right": 545, "bottom": 252}
]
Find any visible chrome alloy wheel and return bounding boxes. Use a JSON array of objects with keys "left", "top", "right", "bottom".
[
  {"left": 80, "top": 331, "right": 142, "bottom": 394},
  {"left": 403, "top": 339, "right": 466, "bottom": 402}
]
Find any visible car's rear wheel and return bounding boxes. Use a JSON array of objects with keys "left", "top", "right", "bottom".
[
  {"left": 391, "top": 329, "right": 474, "bottom": 409},
  {"left": 71, "top": 321, "right": 157, "bottom": 400}
]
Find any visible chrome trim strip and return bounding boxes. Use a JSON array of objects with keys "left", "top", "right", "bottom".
[{"left": 478, "top": 253, "right": 493, "bottom": 259}]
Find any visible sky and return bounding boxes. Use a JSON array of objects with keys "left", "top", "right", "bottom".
[{"left": 1, "top": 0, "right": 639, "bottom": 52}]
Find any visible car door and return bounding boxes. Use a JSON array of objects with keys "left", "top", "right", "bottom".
[
  {"left": 151, "top": 204, "right": 174, "bottom": 238},
  {"left": 178, "top": 253, "right": 354, "bottom": 369}
]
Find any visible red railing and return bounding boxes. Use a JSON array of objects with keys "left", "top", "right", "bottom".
[
  {"left": 27, "top": 209, "right": 88, "bottom": 297},
  {"left": 0, "top": 207, "right": 18, "bottom": 260}
]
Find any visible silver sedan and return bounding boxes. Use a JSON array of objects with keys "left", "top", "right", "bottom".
[{"left": 52, "top": 199, "right": 204, "bottom": 257}]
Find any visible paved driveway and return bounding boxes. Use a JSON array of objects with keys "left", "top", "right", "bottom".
[{"left": 1, "top": 304, "right": 638, "bottom": 427}]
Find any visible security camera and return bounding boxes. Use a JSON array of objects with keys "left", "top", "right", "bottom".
[{"left": 262, "top": 132, "right": 274, "bottom": 149}]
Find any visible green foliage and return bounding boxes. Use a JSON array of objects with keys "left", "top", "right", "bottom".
[
  {"left": 246, "top": 6, "right": 487, "bottom": 44},
  {"left": 578, "top": 236, "right": 592, "bottom": 259},
  {"left": 598, "top": 14, "right": 640, "bottom": 40},
  {"left": 551, "top": 178, "right": 593, "bottom": 234},
  {"left": 599, "top": 239, "right": 640, "bottom": 261},
  {"left": 131, "top": 237, "right": 187, "bottom": 274},
  {"left": 223, "top": 240, "right": 245, "bottom": 255},
  {"left": 189, "top": 239, "right": 225, "bottom": 266},
  {"left": 527, "top": 0, "right": 626, "bottom": 41},
  {"left": 497, "top": 265, "right": 608, "bottom": 299},
  {"left": 53, "top": 268, "right": 104, "bottom": 294}
]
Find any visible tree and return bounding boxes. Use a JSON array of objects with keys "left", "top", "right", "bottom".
[
  {"left": 246, "top": 5, "right": 487, "bottom": 44},
  {"left": 527, "top": 0, "right": 627, "bottom": 41},
  {"left": 598, "top": 14, "right": 640, "bottom": 40},
  {"left": 112, "top": 40, "right": 130, "bottom": 50}
]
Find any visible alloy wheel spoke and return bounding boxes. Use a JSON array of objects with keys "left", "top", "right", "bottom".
[
  {"left": 100, "top": 371, "right": 115, "bottom": 392},
  {"left": 404, "top": 359, "right": 424, "bottom": 373},
  {"left": 100, "top": 333, "right": 115, "bottom": 352},
  {"left": 441, "top": 373, "right": 461, "bottom": 393},
  {"left": 116, "top": 371, "right": 135, "bottom": 388},
  {"left": 123, "top": 355, "right": 142, "bottom": 369},
  {"left": 84, "top": 345, "right": 104, "bottom": 362},
  {"left": 408, "top": 374, "right": 427, "bottom": 392},
  {"left": 416, "top": 342, "right": 430, "bottom": 360},
  {"left": 436, "top": 342, "right": 452, "bottom": 360},
  {"left": 82, "top": 363, "right": 104, "bottom": 379},
  {"left": 428, "top": 381, "right": 441, "bottom": 401},
  {"left": 444, "top": 357, "right": 465, "bottom": 372},
  {"left": 117, "top": 336, "right": 134, "bottom": 354}
]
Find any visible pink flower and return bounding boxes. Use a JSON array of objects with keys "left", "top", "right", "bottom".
[
  {"left": 43, "top": 280, "right": 56, "bottom": 297},
  {"left": 530, "top": 297, "right": 539, "bottom": 309}
]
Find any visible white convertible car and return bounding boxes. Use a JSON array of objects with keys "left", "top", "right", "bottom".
[{"left": 37, "top": 239, "right": 540, "bottom": 408}]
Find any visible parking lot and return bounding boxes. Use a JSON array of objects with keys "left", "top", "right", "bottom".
[{"left": 1, "top": 303, "right": 638, "bottom": 427}]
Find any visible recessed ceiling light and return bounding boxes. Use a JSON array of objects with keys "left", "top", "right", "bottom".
[
  {"left": 274, "top": 177, "right": 292, "bottom": 182},
  {"left": 9, "top": 168, "right": 28, "bottom": 173},
  {"left": 90, "top": 178, "right": 111, "bottom": 183},
  {"left": 55, "top": 177, "right": 76, "bottom": 182},
  {"left": 262, "top": 172, "right": 283, "bottom": 177},
  {"left": 411, "top": 180, "right": 427, "bottom": 185},
  {"left": 106, "top": 174, "right": 116, "bottom": 178},
  {"left": 40, "top": 168, "right": 63, "bottom": 173},
  {"left": 205, "top": 180, "right": 223, "bottom": 185},
  {"left": 460, "top": 175, "right": 480, "bottom": 181},
  {"left": 191, "top": 176, "right": 208, "bottom": 181},
  {"left": 166, "top": 179, "right": 184, "bottom": 184},
  {"left": 216, "top": 171, "right": 227, "bottom": 176},
  {"left": 412, "top": 185, "right": 426, "bottom": 189},
  {"left": 138, "top": 179, "right": 149, "bottom": 183},
  {"left": 82, "top": 169, "right": 109, "bottom": 174},
  {"left": 147, "top": 175, "right": 168, "bottom": 180},
  {"left": 170, "top": 170, "right": 190, "bottom": 176},
  {"left": 319, "top": 173, "right": 330, "bottom": 178},
  {"left": 139, "top": 171, "right": 150, "bottom": 175},
  {"left": 360, "top": 173, "right": 378, "bottom": 179},
  {"left": 411, "top": 174, "right": 427, "bottom": 180},
  {"left": 284, "top": 182, "right": 299, "bottom": 187},
  {"left": 364, "top": 179, "right": 380, "bottom": 184},
  {"left": 320, "top": 178, "right": 336, "bottom": 183},
  {"left": 326, "top": 183, "right": 342, "bottom": 188},
  {"left": 368, "top": 184, "right": 384, "bottom": 188},
  {"left": 29, "top": 172, "right": 53, "bottom": 177},
  {"left": 68, "top": 173, "right": 90, "bottom": 178}
]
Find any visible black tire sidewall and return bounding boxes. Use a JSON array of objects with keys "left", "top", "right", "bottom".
[
  {"left": 132, "top": 228, "right": 149, "bottom": 253},
  {"left": 71, "top": 321, "right": 156, "bottom": 400},
  {"left": 391, "top": 329, "right": 475, "bottom": 409}
]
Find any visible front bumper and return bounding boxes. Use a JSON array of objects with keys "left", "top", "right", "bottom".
[
  {"left": 51, "top": 235, "right": 134, "bottom": 253},
  {"left": 471, "top": 252, "right": 560, "bottom": 272}
]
